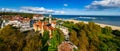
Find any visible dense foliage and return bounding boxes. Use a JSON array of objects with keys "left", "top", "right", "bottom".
[
  {"left": 0, "top": 18, "right": 2, "bottom": 28},
  {"left": 0, "top": 25, "right": 64, "bottom": 51},
  {"left": 62, "top": 21, "right": 120, "bottom": 51},
  {"left": 48, "top": 28, "right": 64, "bottom": 51}
]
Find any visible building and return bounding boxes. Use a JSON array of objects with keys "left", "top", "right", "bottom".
[
  {"left": 58, "top": 41, "right": 78, "bottom": 51},
  {"left": 58, "top": 41, "right": 74, "bottom": 51},
  {"left": 4, "top": 20, "right": 21, "bottom": 27},
  {"left": 33, "top": 21, "right": 55, "bottom": 37},
  {"left": 49, "top": 14, "right": 52, "bottom": 23},
  {"left": 30, "top": 19, "right": 35, "bottom": 27},
  {"left": 1, "top": 15, "right": 33, "bottom": 31},
  {"left": 0, "top": 17, "right": 2, "bottom": 28},
  {"left": 33, "top": 14, "right": 56, "bottom": 38},
  {"left": 10, "top": 15, "right": 24, "bottom": 22},
  {"left": 33, "top": 21, "right": 44, "bottom": 32},
  {"left": 1, "top": 20, "right": 6, "bottom": 29},
  {"left": 20, "top": 18, "right": 32, "bottom": 31}
]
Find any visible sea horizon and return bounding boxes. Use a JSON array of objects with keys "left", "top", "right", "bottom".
[{"left": 45, "top": 15, "right": 120, "bottom": 27}]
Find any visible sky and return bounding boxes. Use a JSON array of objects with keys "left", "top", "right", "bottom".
[{"left": 0, "top": 0, "right": 120, "bottom": 15}]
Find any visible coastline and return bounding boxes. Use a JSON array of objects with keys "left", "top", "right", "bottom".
[{"left": 63, "top": 19, "right": 120, "bottom": 30}]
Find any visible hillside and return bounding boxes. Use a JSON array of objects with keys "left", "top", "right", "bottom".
[{"left": 62, "top": 21, "right": 120, "bottom": 51}]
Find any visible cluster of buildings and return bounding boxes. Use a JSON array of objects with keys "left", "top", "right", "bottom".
[
  {"left": 33, "top": 14, "right": 56, "bottom": 38},
  {"left": 0, "top": 14, "right": 57, "bottom": 38},
  {"left": 0, "top": 14, "right": 77, "bottom": 51},
  {"left": 1, "top": 15, "right": 33, "bottom": 31}
]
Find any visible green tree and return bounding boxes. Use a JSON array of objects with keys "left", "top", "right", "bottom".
[
  {"left": 0, "top": 25, "right": 24, "bottom": 51},
  {"left": 79, "top": 30, "right": 89, "bottom": 51},
  {"left": 102, "top": 26, "right": 112, "bottom": 35},
  {"left": 69, "top": 30, "right": 79, "bottom": 46},
  {"left": 48, "top": 29, "right": 64, "bottom": 51},
  {"left": 112, "top": 30, "right": 120, "bottom": 36},
  {"left": 23, "top": 33, "right": 42, "bottom": 51}
]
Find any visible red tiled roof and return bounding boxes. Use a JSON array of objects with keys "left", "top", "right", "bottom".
[
  {"left": 33, "top": 21, "right": 55, "bottom": 31},
  {"left": 44, "top": 22, "right": 48, "bottom": 25},
  {"left": 43, "top": 26, "right": 48, "bottom": 30},
  {"left": 58, "top": 42, "right": 73, "bottom": 51},
  {"left": 48, "top": 26, "right": 54, "bottom": 30}
]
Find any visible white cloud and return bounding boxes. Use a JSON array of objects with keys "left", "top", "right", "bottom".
[
  {"left": 0, "top": 7, "right": 65, "bottom": 14},
  {"left": 60, "top": 11, "right": 65, "bottom": 14},
  {"left": 46, "top": 9, "right": 54, "bottom": 13},
  {"left": 64, "top": 4, "right": 68, "bottom": 7},
  {"left": 21, "top": 7, "right": 56, "bottom": 14},
  {"left": 19, "top": 9, "right": 34, "bottom": 13},
  {"left": 0, "top": 8, "right": 17, "bottom": 12},
  {"left": 54, "top": 11, "right": 65, "bottom": 14},
  {"left": 85, "top": 0, "right": 120, "bottom": 10},
  {"left": 21, "top": 7, "right": 46, "bottom": 12},
  {"left": 20, "top": 6, "right": 66, "bottom": 14}
]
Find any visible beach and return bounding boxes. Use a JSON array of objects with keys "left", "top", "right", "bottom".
[{"left": 64, "top": 19, "right": 120, "bottom": 30}]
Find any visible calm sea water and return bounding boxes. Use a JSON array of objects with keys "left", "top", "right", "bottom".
[{"left": 45, "top": 15, "right": 120, "bottom": 26}]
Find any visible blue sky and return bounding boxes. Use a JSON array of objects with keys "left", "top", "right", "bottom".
[{"left": 0, "top": 0, "right": 120, "bottom": 15}]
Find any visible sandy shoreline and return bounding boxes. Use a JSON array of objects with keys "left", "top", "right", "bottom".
[{"left": 63, "top": 19, "right": 120, "bottom": 30}]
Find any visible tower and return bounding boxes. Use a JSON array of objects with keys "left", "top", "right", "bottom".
[
  {"left": 49, "top": 14, "right": 52, "bottom": 24},
  {"left": 1, "top": 20, "right": 6, "bottom": 28},
  {"left": 48, "top": 14, "right": 52, "bottom": 38}
]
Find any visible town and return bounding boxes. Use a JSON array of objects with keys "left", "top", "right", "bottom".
[{"left": 0, "top": 14, "right": 77, "bottom": 51}]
